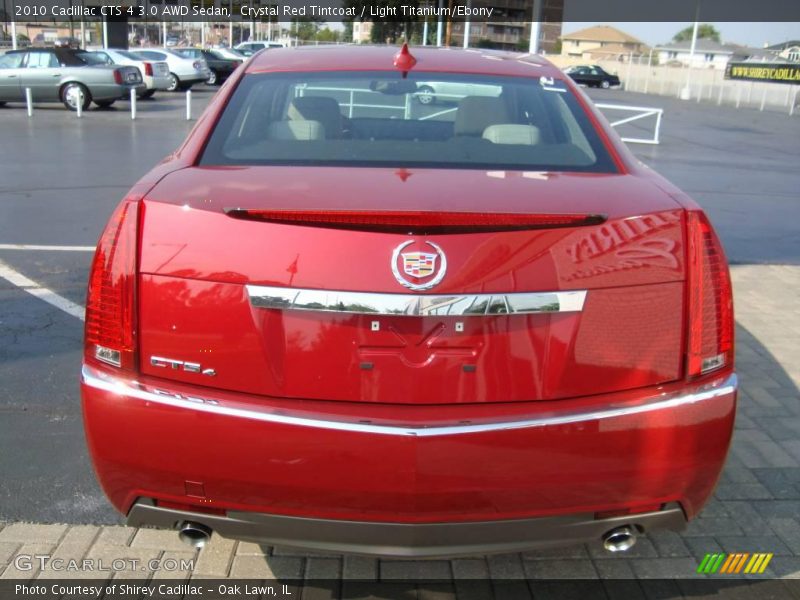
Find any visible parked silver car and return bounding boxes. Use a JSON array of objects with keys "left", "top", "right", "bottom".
[
  {"left": 0, "top": 48, "right": 143, "bottom": 110},
  {"left": 89, "top": 48, "right": 170, "bottom": 98},
  {"left": 131, "top": 49, "right": 209, "bottom": 92}
]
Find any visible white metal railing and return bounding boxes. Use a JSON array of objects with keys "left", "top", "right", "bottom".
[
  {"left": 297, "top": 86, "right": 486, "bottom": 121},
  {"left": 297, "top": 85, "right": 408, "bottom": 118},
  {"left": 296, "top": 87, "right": 666, "bottom": 144},
  {"left": 595, "top": 103, "right": 664, "bottom": 145}
]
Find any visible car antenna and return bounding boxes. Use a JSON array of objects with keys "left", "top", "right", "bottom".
[{"left": 393, "top": 43, "right": 416, "bottom": 78}]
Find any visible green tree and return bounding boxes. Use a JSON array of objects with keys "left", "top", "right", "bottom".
[
  {"left": 343, "top": 0, "right": 421, "bottom": 44},
  {"left": 315, "top": 27, "right": 341, "bottom": 43},
  {"left": 672, "top": 24, "right": 721, "bottom": 43},
  {"left": 292, "top": 17, "right": 323, "bottom": 41},
  {"left": 342, "top": 21, "right": 353, "bottom": 42}
]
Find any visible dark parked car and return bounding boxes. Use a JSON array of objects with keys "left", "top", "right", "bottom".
[
  {"left": 173, "top": 48, "right": 242, "bottom": 85},
  {"left": 565, "top": 65, "right": 621, "bottom": 89}
]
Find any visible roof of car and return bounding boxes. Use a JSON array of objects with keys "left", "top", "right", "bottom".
[
  {"left": 245, "top": 45, "right": 559, "bottom": 79},
  {"left": 8, "top": 47, "right": 78, "bottom": 54}
]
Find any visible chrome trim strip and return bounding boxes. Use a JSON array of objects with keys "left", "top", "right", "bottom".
[
  {"left": 82, "top": 365, "right": 737, "bottom": 438},
  {"left": 246, "top": 285, "right": 587, "bottom": 317}
]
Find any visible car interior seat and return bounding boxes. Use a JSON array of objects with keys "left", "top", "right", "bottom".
[
  {"left": 482, "top": 124, "right": 541, "bottom": 145},
  {"left": 288, "top": 96, "right": 345, "bottom": 139},
  {"left": 267, "top": 120, "right": 325, "bottom": 141},
  {"left": 453, "top": 96, "right": 512, "bottom": 137}
]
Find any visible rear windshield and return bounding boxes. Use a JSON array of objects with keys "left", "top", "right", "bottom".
[
  {"left": 200, "top": 71, "right": 617, "bottom": 172},
  {"left": 75, "top": 51, "right": 107, "bottom": 66},
  {"left": 116, "top": 50, "right": 143, "bottom": 61},
  {"left": 133, "top": 51, "right": 166, "bottom": 61}
]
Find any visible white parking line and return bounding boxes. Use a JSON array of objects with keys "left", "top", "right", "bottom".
[
  {"left": 0, "top": 244, "right": 95, "bottom": 252},
  {"left": 0, "top": 260, "right": 85, "bottom": 321}
]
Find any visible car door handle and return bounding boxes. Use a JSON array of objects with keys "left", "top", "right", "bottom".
[
  {"left": 52, "top": 74, "right": 61, "bottom": 77},
  {"left": 8, "top": 74, "right": 17, "bottom": 78}
]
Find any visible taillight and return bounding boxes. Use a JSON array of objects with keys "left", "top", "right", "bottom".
[
  {"left": 113, "top": 69, "right": 123, "bottom": 85},
  {"left": 144, "top": 62, "right": 153, "bottom": 77},
  {"left": 84, "top": 200, "right": 139, "bottom": 371},
  {"left": 223, "top": 208, "right": 606, "bottom": 234},
  {"left": 686, "top": 211, "right": 734, "bottom": 378}
]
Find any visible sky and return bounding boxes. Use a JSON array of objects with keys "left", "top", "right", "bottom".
[{"left": 562, "top": 22, "right": 800, "bottom": 48}]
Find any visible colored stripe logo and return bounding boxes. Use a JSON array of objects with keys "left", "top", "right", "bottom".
[{"left": 697, "top": 553, "right": 773, "bottom": 574}]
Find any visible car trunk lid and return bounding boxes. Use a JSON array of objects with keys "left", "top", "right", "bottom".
[{"left": 137, "top": 166, "right": 686, "bottom": 404}]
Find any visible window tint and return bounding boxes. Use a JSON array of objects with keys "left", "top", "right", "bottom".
[
  {"left": 73, "top": 51, "right": 106, "bottom": 66},
  {"left": 0, "top": 53, "right": 24, "bottom": 69},
  {"left": 201, "top": 71, "right": 616, "bottom": 173},
  {"left": 135, "top": 51, "right": 166, "bottom": 61},
  {"left": 27, "top": 52, "right": 58, "bottom": 68},
  {"left": 89, "top": 52, "right": 112, "bottom": 65},
  {"left": 117, "top": 50, "right": 142, "bottom": 61}
]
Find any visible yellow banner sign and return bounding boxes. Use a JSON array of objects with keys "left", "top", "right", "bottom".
[{"left": 726, "top": 62, "right": 800, "bottom": 84}]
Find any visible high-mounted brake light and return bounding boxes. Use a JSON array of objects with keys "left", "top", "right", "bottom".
[
  {"left": 686, "top": 211, "right": 734, "bottom": 378},
  {"left": 223, "top": 208, "right": 606, "bottom": 234},
  {"left": 393, "top": 43, "right": 417, "bottom": 75},
  {"left": 84, "top": 200, "right": 139, "bottom": 371},
  {"left": 144, "top": 62, "right": 153, "bottom": 77}
]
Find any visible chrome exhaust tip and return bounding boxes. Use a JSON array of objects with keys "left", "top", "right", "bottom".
[
  {"left": 178, "top": 521, "right": 212, "bottom": 549},
  {"left": 602, "top": 526, "right": 638, "bottom": 553}
]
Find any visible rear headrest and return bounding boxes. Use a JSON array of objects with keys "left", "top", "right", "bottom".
[
  {"left": 267, "top": 120, "right": 325, "bottom": 141},
  {"left": 482, "top": 124, "right": 541, "bottom": 145},
  {"left": 454, "top": 96, "right": 511, "bottom": 137},
  {"left": 288, "top": 96, "right": 343, "bottom": 139}
]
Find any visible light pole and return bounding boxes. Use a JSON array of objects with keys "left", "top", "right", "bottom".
[
  {"left": 644, "top": 47, "right": 654, "bottom": 93},
  {"left": 680, "top": 2, "right": 701, "bottom": 100},
  {"left": 436, "top": 0, "right": 443, "bottom": 47},
  {"left": 463, "top": 0, "right": 470, "bottom": 48},
  {"left": 528, "top": 0, "right": 542, "bottom": 54}
]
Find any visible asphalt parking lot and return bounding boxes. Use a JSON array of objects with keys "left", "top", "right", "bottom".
[{"left": 0, "top": 84, "right": 799, "bottom": 592}]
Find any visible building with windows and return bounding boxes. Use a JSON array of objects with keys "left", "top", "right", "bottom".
[
  {"left": 656, "top": 39, "right": 791, "bottom": 70},
  {"left": 352, "top": 0, "right": 563, "bottom": 54},
  {"left": 560, "top": 25, "right": 647, "bottom": 59},
  {"left": 352, "top": 21, "right": 373, "bottom": 44},
  {"left": 448, "top": 21, "right": 562, "bottom": 53},
  {"left": 766, "top": 40, "right": 800, "bottom": 62}
]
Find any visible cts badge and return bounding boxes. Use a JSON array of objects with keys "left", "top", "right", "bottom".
[
  {"left": 150, "top": 356, "right": 216, "bottom": 377},
  {"left": 391, "top": 240, "right": 447, "bottom": 291}
]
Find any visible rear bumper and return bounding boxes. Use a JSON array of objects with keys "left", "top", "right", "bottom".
[
  {"left": 89, "top": 83, "right": 142, "bottom": 101},
  {"left": 176, "top": 71, "right": 209, "bottom": 84},
  {"left": 82, "top": 365, "right": 736, "bottom": 552},
  {"left": 144, "top": 75, "right": 171, "bottom": 91},
  {"left": 128, "top": 498, "right": 686, "bottom": 558}
]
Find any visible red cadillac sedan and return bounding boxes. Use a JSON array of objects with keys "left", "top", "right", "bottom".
[{"left": 81, "top": 45, "right": 736, "bottom": 557}]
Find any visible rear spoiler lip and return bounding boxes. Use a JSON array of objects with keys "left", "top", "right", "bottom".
[{"left": 223, "top": 208, "right": 607, "bottom": 235}]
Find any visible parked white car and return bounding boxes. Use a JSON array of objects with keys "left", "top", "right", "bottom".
[
  {"left": 89, "top": 48, "right": 170, "bottom": 98},
  {"left": 132, "top": 49, "right": 209, "bottom": 92},
  {"left": 414, "top": 81, "right": 502, "bottom": 105},
  {"left": 234, "top": 41, "right": 286, "bottom": 57}
]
